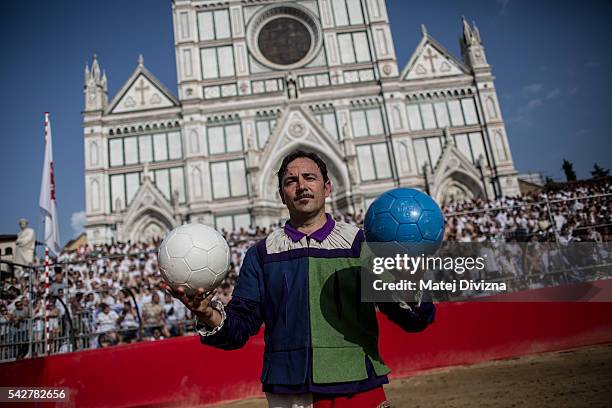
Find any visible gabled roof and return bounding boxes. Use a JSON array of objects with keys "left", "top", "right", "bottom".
[
  {"left": 430, "top": 140, "right": 487, "bottom": 203},
  {"left": 106, "top": 57, "right": 179, "bottom": 115},
  {"left": 432, "top": 139, "right": 481, "bottom": 184},
  {"left": 400, "top": 28, "right": 471, "bottom": 81},
  {"left": 254, "top": 104, "right": 351, "bottom": 200},
  {"left": 260, "top": 105, "right": 345, "bottom": 162},
  {"left": 123, "top": 175, "right": 176, "bottom": 233}
]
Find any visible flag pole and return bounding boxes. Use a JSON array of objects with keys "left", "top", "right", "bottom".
[
  {"left": 40, "top": 111, "right": 60, "bottom": 355},
  {"left": 44, "top": 245, "right": 51, "bottom": 355}
]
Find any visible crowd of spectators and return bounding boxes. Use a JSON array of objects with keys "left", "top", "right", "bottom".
[
  {"left": 443, "top": 182, "right": 611, "bottom": 243},
  {"left": 1, "top": 180, "right": 610, "bottom": 358}
]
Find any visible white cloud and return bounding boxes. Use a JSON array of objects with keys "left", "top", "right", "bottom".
[
  {"left": 545, "top": 88, "right": 561, "bottom": 100},
  {"left": 70, "top": 211, "right": 87, "bottom": 237},
  {"left": 507, "top": 83, "right": 561, "bottom": 126},
  {"left": 526, "top": 98, "right": 543, "bottom": 110},
  {"left": 521, "top": 83, "right": 543, "bottom": 97}
]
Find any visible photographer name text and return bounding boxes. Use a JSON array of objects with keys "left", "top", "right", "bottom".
[{"left": 372, "top": 279, "right": 507, "bottom": 293}]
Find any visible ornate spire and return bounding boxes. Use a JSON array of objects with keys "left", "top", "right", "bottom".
[
  {"left": 459, "top": 17, "right": 488, "bottom": 71},
  {"left": 420, "top": 24, "right": 428, "bottom": 37},
  {"left": 84, "top": 63, "right": 90, "bottom": 84},
  {"left": 84, "top": 54, "right": 108, "bottom": 111},
  {"left": 91, "top": 53, "right": 101, "bottom": 81},
  {"left": 138, "top": 54, "right": 144, "bottom": 67},
  {"left": 472, "top": 20, "right": 482, "bottom": 44},
  {"left": 101, "top": 70, "right": 108, "bottom": 91},
  {"left": 461, "top": 17, "right": 482, "bottom": 46},
  {"left": 462, "top": 16, "right": 472, "bottom": 44}
]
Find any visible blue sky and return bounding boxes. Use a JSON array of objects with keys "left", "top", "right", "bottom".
[{"left": 0, "top": 0, "right": 610, "bottom": 246}]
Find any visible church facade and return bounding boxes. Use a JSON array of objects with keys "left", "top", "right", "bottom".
[{"left": 83, "top": 0, "right": 519, "bottom": 244}]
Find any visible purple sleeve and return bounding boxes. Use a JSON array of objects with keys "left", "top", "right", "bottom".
[
  {"left": 199, "top": 296, "right": 263, "bottom": 350},
  {"left": 377, "top": 301, "right": 435, "bottom": 332}
]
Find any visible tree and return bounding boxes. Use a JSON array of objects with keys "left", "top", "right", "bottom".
[
  {"left": 590, "top": 163, "right": 609, "bottom": 179},
  {"left": 562, "top": 159, "right": 577, "bottom": 182}
]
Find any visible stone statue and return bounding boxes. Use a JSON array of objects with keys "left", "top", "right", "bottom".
[
  {"left": 172, "top": 190, "right": 180, "bottom": 207},
  {"left": 341, "top": 120, "right": 349, "bottom": 140},
  {"left": 142, "top": 162, "right": 152, "bottom": 181},
  {"left": 15, "top": 218, "right": 35, "bottom": 267},
  {"left": 286, "top": 72, "right": 298, "bottom": 99}
]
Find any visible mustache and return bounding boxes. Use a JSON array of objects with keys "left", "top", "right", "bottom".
[{"left": 294, "top": 193, "right": 314, "bottom": 201}]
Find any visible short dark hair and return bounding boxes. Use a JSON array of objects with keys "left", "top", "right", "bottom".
[{"left": 277, "top": 150, "right": 329, "bottom": 191}]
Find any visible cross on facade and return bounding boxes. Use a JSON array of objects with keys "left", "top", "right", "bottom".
[
  {"left": 135, "top": 78, "right": 150, "bottom": 105},
  {"left": 423, "top": 47, "right": 438, "bottom": 73}
]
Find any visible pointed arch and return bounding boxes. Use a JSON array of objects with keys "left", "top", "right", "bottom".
[
  {"left": 397, "top": 141, "right": 412, "bottom": 174},
  {"left": 493, "top": 130, "right": 508, "bottom": 161},
  {"left": 128, "top": 209, "right": 174, "bottom": 242},
  {"left": 486, "top": 96, "right": 498, "bottom": 119},
  {"left": 90, "top": 179, "right": 100, "bottom": 211},
  {"left": 121, "top": 178, "right": 177, "bottom": 242},
  {"left": 191, "top": 165, "right": 203, "bottom": 198},
  {"left": 189, "top": 129, "right": 200, "bottom": 154},
  {"left": 430, "top": 143, "right": 485, "bottom": 205},
  {"left": 435, "top": 170, "right": 484, "bottom": 205},
  {"left": 392, "top": 105, "right": 403, "bottom": 130},
  {"left": 257, "top": 140, "right": 350, "bottom": 205},
  {"left": 89, "top": 141, "right": 99, "bottom": 166}
]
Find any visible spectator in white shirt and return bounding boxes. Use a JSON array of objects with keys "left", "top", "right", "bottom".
[{"left": 95, "top": 303, "right": 119, "bottom": 346}]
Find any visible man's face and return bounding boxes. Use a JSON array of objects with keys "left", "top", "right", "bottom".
[{"left": 280, "top": 157, "right": 331, "bottom": 218}]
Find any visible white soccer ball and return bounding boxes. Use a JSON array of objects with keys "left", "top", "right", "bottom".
[{"left": 157, "top": 223, "right": 231, "bottom": 295}]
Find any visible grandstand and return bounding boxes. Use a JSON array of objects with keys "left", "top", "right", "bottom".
[{"left": 0, "top": 180, "right": 610, "bottom": 361}]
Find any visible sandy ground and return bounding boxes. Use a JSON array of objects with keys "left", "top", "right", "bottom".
[{"left": 213, "top": 344, "right": 612, "bottom": 408}]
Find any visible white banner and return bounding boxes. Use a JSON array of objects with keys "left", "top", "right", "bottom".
[{"left": 39, "top": 112, "right": 61, "bottom": 255}]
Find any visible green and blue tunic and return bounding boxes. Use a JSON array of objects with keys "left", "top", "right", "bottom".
[{"left": 200, "top": 214, "right": 435, "bottom": 394}]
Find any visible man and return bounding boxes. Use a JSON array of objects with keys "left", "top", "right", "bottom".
[
  {"left": 49, "top": 271, "right": 66, "bottom": 296},
  {"left": 142, "top": 292, "right": 170, "bottom": 338},
  {"left": 171, "top": 150, "right": 435, "bottom": 407},
  {"left": 163, "top": 291, "right": 187, "bottom": 336},
  {"left": 216, "top": 282, "right": 233, "bottom": 305},
  {"left": 116, "top": 301, "right": 139, "bottom": 343},
  {"left": 11, "top": 298, "right": 31, "bottom": 359},
  {"left": 95, "top": 303, "right": 119, "bottom": 339}
]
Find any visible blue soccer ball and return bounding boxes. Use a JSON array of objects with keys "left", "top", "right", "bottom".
[{"left": 364, "top": 188, "right": 445, "bottom": 255}]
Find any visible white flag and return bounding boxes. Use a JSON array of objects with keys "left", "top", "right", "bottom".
[{"left": 39, "top": 112, "right": 61, "bottom": 255}]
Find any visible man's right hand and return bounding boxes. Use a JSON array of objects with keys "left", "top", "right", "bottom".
[{"left": 161, "top": 283, "right": 222, "bottom": 328}]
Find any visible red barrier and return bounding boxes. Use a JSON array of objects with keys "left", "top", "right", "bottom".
[
  {"left": 1, "top": 334, "right": 265, "bottom": 408},
  {"left": 379, "top": 301, "right": 612, "bottom": 379},
  {"left": 1, "top": 281, "right": 612, "bottom": 407}
]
